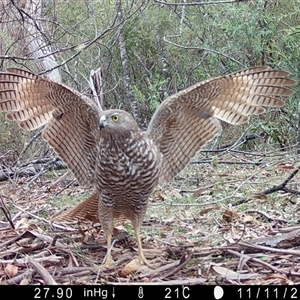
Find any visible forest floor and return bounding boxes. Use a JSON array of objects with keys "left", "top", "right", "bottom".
[{"left": 1, "top": 147, "right": 300, "bottom": 285}]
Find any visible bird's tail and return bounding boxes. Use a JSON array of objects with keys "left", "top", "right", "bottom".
[{"left": 51, "top": 192, "right": 100, "bottom": 224}]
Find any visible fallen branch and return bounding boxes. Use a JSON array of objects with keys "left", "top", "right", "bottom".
[
  {"left": 0, "top": 156, "right": 66, "bottom": 182},
  {"left": 5, "top": 268, "right": 36, "bottom": 285},
  {"left": 26, "top": 255, "right": 58, "bottom": 285},
  {"left": 12, "top": 204, "right": 52, "bottom": 225},
  {"left": 191, "top": 229, "right": 300, "bottom": 256},
  {"left": 158, "top": 249, "right": 194, "bottom": 280},
  {"left": 237, "top": 241, "right": 300, "bottom": 256},
  {"left": 250, "top": 229, "right": 300, "bottom": 249},
  {"left": 13, "top": 130, "right": 42, "bottom": 165},
  {"left": 246, "top": 209, "right": 288, "bottom": 223},
  {"left": 15, "top": 230, "right": 66, "bottom": 248},
  {"left": 227, "top": 249, "right": 300, "bottom": 277},
  {"left": 139, "top": 260, "right": 179, "bottom": 279},
  {"left": 191, "top": 160, "right": 263, "bottom": 165},
  {"left": 58, "top": 267, "right": 98, "bottom": 275},
  {"left": 0, "top": 195, "right": 14, "bottom": 229},
  {"left": 0, "top": 255, "right": 63, "bottom": 267},
  {"left": 263, "top": 168, "right": 299, "bottom": 195}
]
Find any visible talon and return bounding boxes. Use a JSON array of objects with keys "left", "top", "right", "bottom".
[
  {"left": 139, "top": 256, "right": 152, "bottom": 268},
  {"left": 103, "top": 233, "right": 114, "bottom": 267},
  {"left": 104, "top": 255, "right": 115, "bottom": 268},
  {"left": 135, "top": 226, "right": 154, "bottom": 268}
]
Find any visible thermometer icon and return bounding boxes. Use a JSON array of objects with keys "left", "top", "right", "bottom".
[{"left": 138, "top": 287, "right": 144, "bottom": 299}]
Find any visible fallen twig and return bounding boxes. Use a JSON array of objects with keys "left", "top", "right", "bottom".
[
  {"left": 227, "top": 249, "right": 300, "bottom": 277},
  {"left": 251, "top": 229, "right": 300, "bottom": 249},
  {"left": 15, "top": 230, "right": 66, "bottom": 248},
  {"left": 0, "top": 194, "right": 14, "bottom": 229},
  {"left": 26, "top": 255, "right": 58, "bottom": 285},
  {"left": 237, "top": 241, "right": 300, "bottom": 256},
  {"left": 158, "top": 249, "right": 194, "bottom": 280},
  {"left": 12, "top": 204, "right": 52, "bottom": 225},
  {"left": 246, "top": 209, "right": 288, "bottom": 223},
  {"left": 139, "top": 260, "right": 179, "bottom": 279},
  {"left": 263, "top": 168, "right": 299, "bottom": 195},
  {"left": 5, "top": 268, "right": 36, "bottom": 285},
  {"left": 58, "top": 266, "right": 98, "bottom": 275},
  {"left": 191, "top": 160, "right": 263, "bottom": 165},
  {"left": 0, "top": 255, "right": 63, "bottom": 267},
  {"left": 108, "top": 277, "right": 206, "bottom": 285}
]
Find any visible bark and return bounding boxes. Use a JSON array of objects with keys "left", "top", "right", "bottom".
[
  {"left": 156, "top": 35, "right": 169, "bottom": 100},
  {"left": 0, "top": 0, "right": 61, "bottom": 81},
  {"left": 18, "top": 0, "right": 61, "bottom": 82},
  {"left": 89, "top": 68, "right": 104, "bottom": 111}
]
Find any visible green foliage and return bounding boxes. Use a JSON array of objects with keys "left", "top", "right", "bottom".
[
  {"left": 1, "top": 0, "right": 299, "bottom": 151},
  {"left": 50, "top": 193, "right": 89, "bottom": 208}
]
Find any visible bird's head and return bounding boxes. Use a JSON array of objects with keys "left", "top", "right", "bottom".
[{"left": 99, "top": 109, "right": 140, "bottom": 137}]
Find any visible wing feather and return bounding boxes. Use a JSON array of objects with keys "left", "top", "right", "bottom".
[
  {"left": 0, "top": 68, "right": 100, "bottom": 186},
  {"left": 147, "top": 66, "right": 295, "bottom": 185}
]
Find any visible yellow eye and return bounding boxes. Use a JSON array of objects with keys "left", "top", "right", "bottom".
[{"left": 111, "top": 114, "right": 120, "bottom": 122}]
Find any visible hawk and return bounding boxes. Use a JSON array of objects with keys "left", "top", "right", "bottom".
[{"left": 0, "top": 66, "right": 295, "bottom": 267}]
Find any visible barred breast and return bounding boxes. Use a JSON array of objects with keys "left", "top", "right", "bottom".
[{"left": 95, "top": 132, "right": 161, "bottom": 222}]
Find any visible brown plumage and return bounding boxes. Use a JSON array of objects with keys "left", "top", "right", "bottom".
[{"left": 0, "top": 66, "right": 295, "bottom": 267}]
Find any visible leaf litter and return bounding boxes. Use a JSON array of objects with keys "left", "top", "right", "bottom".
[{"left": 1, "top": 149, "right": 300, "bottom": 285}]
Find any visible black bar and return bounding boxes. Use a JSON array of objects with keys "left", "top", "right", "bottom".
[{"left": 0, "top": 285, "right": 298, "bottom": 299}]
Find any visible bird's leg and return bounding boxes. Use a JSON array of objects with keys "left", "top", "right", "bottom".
[
  {"left": 134, "top": 225, "right": 152, "bottom": 267},
  {"left": 104, "top": 233, "right": 115, "bottom": 267},
  {"left": 99, "top": 201, "right": 115, "bottom": 267}
]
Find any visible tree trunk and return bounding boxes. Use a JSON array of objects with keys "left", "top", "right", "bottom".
[
  {"left": 0, "top": 0, "right": 61, "bottom": 81},
  {"left": 20, "top": 0, "right": 61, "bottom": 82},
  {"left": 156, "top": 35, "right": 169, "bottom": 100},
  {"left": 89, "top": 68, "right": 104, "bottom": 111}
]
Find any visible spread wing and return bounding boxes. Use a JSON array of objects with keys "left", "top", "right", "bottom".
[
  {"left": 147, "top": 66, "right": 295, "bottom": 185},
  {"left": 0, "top": 68, "right": 101, "bottom": 186}
]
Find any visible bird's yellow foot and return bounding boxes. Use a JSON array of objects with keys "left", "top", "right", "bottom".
[
  {"left": 104, "top": 255, "right": 115, "bottom": 268},
  {"left": 139, "top": 252, "right": 153, "bottom": 268}
]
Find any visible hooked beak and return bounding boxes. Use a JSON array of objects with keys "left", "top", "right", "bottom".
[{"left": 99, "top": 115, "right": 107, "bottom": 129}]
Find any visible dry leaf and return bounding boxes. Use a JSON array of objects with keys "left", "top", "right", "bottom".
[
  {"left": 166, "top": 189, "right": 182, "bottom": 199},
  {"left": 15, "top": 218, "right": 30, "bottom": 230},
  {"left": 248, "top": 193, "right": 269, "bottom": 201},
  {"left": 276, "top": 164, "right": 296, "bottom": 171},
  {"left": 119, "top": 258, "right": 140, "bottom": 276},
  {"left": 189, "top": 228, "right": 204, "bottom": 236},
  {"left": 27, "top": 223, "right": 43, "bottom": 233},
  {"left": 212, "top": 266, "right": 259, "bottom": 280},
  {"left": 154, "top": 190, "right": 166, "bottom": 201},
  {"left": 20, "top": 278, "right": 30, "bottom": 285},
  {"left": 223, "top": 209, "right": 239, "bottom": 223},
  {"left": 263, "top": 273, "right": 292, "bottom": 285},
  {"left": 192, "top": 187, "right": 210, "bottom": 198},
  {"left": 5, "top": 264, "right": 18, "bottom": 278},
  {"left": 212, "top": 266, "right": 237, "bottom": 277},
  {"left": 240, "top": 214, "right": 254, "bottom": 223},
  {"left": 199, "top": 205, "right": 220, "bottom": 216},
  {"left": 219, "top": 172, "right": 230, "bottom": 177},
  {"left": 264, "top": 273, "right": 287, "bottom": 280}
]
